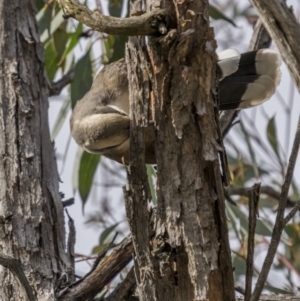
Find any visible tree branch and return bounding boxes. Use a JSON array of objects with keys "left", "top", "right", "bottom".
[
  {"left": 58, "top": 0, "right": 169, "bottom": 36},
  {"left": 123, "top": 37, "right": 156, "bottom": 301},
  {"left": 238, "top": 296, "right": 300, "bottom": 301},
  {"left": 227, "top": 185, "right": 295, "bottom": 208},
  {"left": 245, "top": 183, "right": 260, "bottom": 301},
  {"left": 250, "top": 0, "right": 300, "bottom": 92},
  {"left": 250, "top": 116, "right": 300, "bottom": 301},
  {"left": 283, "top": 201, "right": 300, "bottom": 226},
  {"left": 49, "top": 69, "right": 75, "bottom": 97},
  {"left": 58, "top": 236, "right": 134, "bottom": 301},
  {"left": 66, "top": 209, "right": 76, "bottom": 283},
  {"left": 62, "top": 197, "right": 75, "bottom": 208},
  {"left": 0, "top": 253, "right": 36, "bottom": 301},
  {"left": 104, "top": 267, "right": 136, "bottom": 301}
]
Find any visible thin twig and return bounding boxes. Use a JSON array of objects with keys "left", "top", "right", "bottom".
[
  {"left": 0, "top": 253, "right": 36, "bottom": 301},
  {"left": 251, "top": 116, "right": 300, "bottom": 301},
  {"left": 244, "top": 183, "right": 260, "bottom": 301},
  {"left": 227, "top": 185, "right": 295, "bottom": 208},
  {"left": 283, "top": 201, "right": 300, "bottom": 226},
  {"left": 49, "top": 69, "right": 75, "bottom": 96},
  {"left": 62, "top": 198, "right": 75, "bottom": 207}
]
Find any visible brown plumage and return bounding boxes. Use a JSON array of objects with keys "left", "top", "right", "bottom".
[
  {"left": 70, "top": 50, "right": 281, "bottom": 164},
  {"left": 70, "top": 59, "right": 155, "bottom": 164}
]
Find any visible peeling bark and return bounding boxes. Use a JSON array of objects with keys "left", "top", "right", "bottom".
[{"left": 125, "top": 0, "right": 235, "bottom": 300}]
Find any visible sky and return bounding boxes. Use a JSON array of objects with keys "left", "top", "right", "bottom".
[{"left": 49, "top": 0, "right": 300, "bottom": 282}]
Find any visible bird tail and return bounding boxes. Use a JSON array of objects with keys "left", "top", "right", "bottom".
[{"left": 217, "top": 49, "right": 281, "bottom": 110}]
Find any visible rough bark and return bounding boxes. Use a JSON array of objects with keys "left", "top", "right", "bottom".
[
  {"left": 124, "top": 0, "right": 235, "bottom": 299},
  {"left": 58, "top": 235, "right": 134, "bottom": 301},
  {"left": 0, "top": 0, "right": 70, "bottom": 300},
  {"left": 150, "top": 2, "right": 235, "bottom": 300}
]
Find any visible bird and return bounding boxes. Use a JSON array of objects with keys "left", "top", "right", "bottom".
[{"left": 70, "top": 49, "right": 281, "bottom": 164}]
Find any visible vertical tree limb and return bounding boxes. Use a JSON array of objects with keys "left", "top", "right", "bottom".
[
  {"left": 0, "top": 0, "right": 70, "bottom": 299},
  {"left": 146, "top": 0, "right": 236, "bottom": 299},
  {"left": 124, "top": 38, "right": 157, "bottom": 301},
  {"left": 244, "top": 184, "right": 260, "bottom": 301}
]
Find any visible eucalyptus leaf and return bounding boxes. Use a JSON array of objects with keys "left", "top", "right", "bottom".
[
  {"left": 72, "top": 147, "right": 83, "bottom": 194},
  {"left": 99, "top": 223, "right": 120, "bottom": 245},
  {"left": 78, "top": 152, "right": 101, "bottom": 210},
  {"left": 209, "top": 5, "right": 237, "bottom": 27},
  {"left": 51, "top": 97, "right": 71, "bottom": 140},
  {"left": 267, "top": 116, "right": 283, "bottom": 167},
  {"left": 71, "top": 51, "right": 93, "bottom": 109},
  {"left": 232, "top": 255, "right": 246, "bottom": 281},
  {"left": 147, "top": 165, "right": 157, "bottom": 205},
  {"left": 264, "top": 285, "right": 291, "bottom": 295},
  {"left": 53, "top": 26, "right": 69, "bottom": 67},
  {"left": 92, "top": 243, "right": 109, "bottom": 255},
  {"left": 44, "top": 40, "right": 59, "bottom": 81}
]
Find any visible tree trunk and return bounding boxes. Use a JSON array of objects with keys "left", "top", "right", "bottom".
[
  {"left": 0, "top": 1, "right": 69, "bottom": 300},
  {"left": 125, "top": 0, "right": 235, "bottom": 300}
]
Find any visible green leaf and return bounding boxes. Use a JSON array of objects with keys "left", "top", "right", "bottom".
[
  {"left": 264, "top": 285, "right": 291, "bottom": 294},
  {"left": 267, "top": 116, "right": 284, "bottom": 168},
  {"left": 78, "top": 152, "right": 101, "bottom": 210},
  {"left": 36, "top": 4, "right": 52, "bottom": 38},
  {"left": 232, "top": 254, "right": 246, "bottom": 281},
  {"left": 99, "top": 223, "right": 120, "bottom": 245},
  {"left": 209, "top": 5, "right": 237, "bottom": 27},
  {"left": 291, "top": 180, "right": 300, "bottom": 201},
  {"left": 255, "top": 219, "right": 273, "bottom": 237},
  {"left": 60, "top": 134, "right": 72, "bottom": 175},
  {"left": 71, "top": 51, "right": 93, "bottom": 109},
  {"left": 228, "top": 202, "right": 273, "bottom": 237},
  {"left": 226, "top": 202, "right": 244, "bottom": 241},
  {"left": 72, "top": 147, "right": 83, "bottom": 194},
  {"left": 227, "top": 154, "right": 268, "bottom": 187},
  {"left": 44, "top": 40, "right": 59, "bottom": 81},
  {"left": 40, "top": 9, "right": 65, "bottom": 43},
  {"left": 147, "top": 165, "right": 157, "bottom": 205},
  {"left": 58, "top": 23, "right": 83, "bottom": 66},
  {"left": 51, "top": 97, "right": 71, "bottom": 140},
  {"left": 109, "top": 36, "right": 127, "bottom": 63},
  {"left": 92, "top": 243, "right": 109, "bottom": 254},
  {"left": 285, "top": 223, "right": 300, "bottom": 267},
  {"left": 36, "top": 0, "right": 47, "bottom": 12},
  {"left": 109, "top": 0, "right": 123, "bottom": 17},
  {"left": 240, "top": 119, "right": 259, "bottom": 178},
  {"left": 53, "top": 25, "right": 69, "bottom": 66}
]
